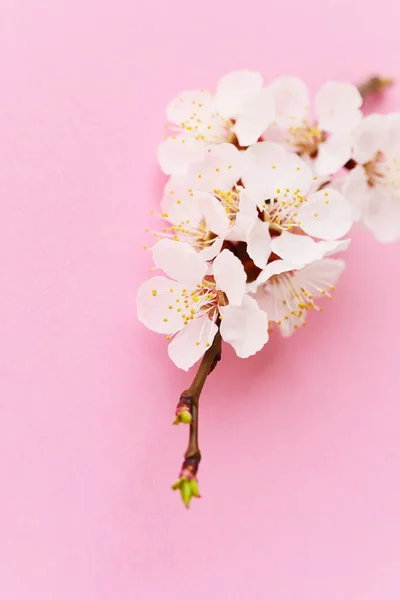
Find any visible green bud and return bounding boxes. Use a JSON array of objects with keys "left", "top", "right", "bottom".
[
  {"left": 179, "top": 410, "right": 192, "bottom": 425},
  {"left": 190, "top": 479, "right": 200, "bottom": 498},
  {"left": 180, "top": 480, "right": 192, "bottom": 508}
]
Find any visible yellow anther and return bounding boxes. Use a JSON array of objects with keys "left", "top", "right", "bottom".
[{"left": 152, "top": 290, "right": 157, "bottom": 297}]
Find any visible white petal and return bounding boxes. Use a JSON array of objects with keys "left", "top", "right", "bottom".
[
  {"left": 233, "top": 87, "right": 275, "bottom": 146},
  {"left": 364, "top": 188, "right": 400, "bottom": 243},
  {"left": 161, "top": 180, "right": 203, "bottom": 225},
  {"left": 137, "top": 276, "right": 186, "bottom": 334},
  {"left": 271, "top": 231, "right": 323, "bottom": 266},
  {"left": 314, "top": 134, "right": 352, "bottom": 176},
  {"left": 247, "top": 259, "right": 299, "bottom": 292},
  {"left": 168, "top": 316, "right": 218, "bottom": 371},
  {"left": 198, "top": 235, "right": 224, "bottom": 261},
  {"left": 292, "top": 258, "right": 346, "bottom": 297},
  {"left": 267, "top": 76, "right": 310, "bottom": 128},
  {"left": 157, "top": 135, "right": 207, "bottom": 176},
  {"left": 242, "top": 141, "right": 287, "bottom": 198},
  {"left": 298, "top": 188, "right": 353, "bottom": 240},
  {"left": 152, "top": 239, "right": 207, "bottom": 285},
  {"left": 214, "top": 70, "right": 263, "bottom": 119},
  {"left": 315, "top": 82, "right": 362, "bottom": 134},
  {"left": 340, "top": 165, "right": 371, "bottom": 221},
  {"left": 246, "top": 219, "right": 271, "bottom": 269},
  {"left": 196, "top": 192, "right": 230, "bottom": 235},
  {"left": 284, "top": 153, "right": 313, "bottom": 195},
  {"left": 352, "top": 114, "right": 389, "bottom": 164},
  {"left": 228, "top": 188, "right": 259, "bottom": 241},
  {"left": 220, "top": 295, "right": 269, "bottom": 358},
  {"left": 213, "top": 249, "right": 246, "bottom": 306},
  {"left": 186, "top": 143, "right": 242, "bottom": 192},
  {"left": 166, "top": 89, "right": 215, "bottom": 125}
]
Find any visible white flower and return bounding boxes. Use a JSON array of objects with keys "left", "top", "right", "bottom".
[
  {"left": 241, "top": 142, "right": 353, "bottom": 264},
  {"left": 158, "top": 70, "right": 275, "bottom": 176},
  {"left": 341, "top": 113, "right": 400, "bottom": 243},
  {"left": 137, "top": 240, "right": 269, "bottom": 370},
  {"left": 160, "top": 143, "right": 272, "bottom": 268},
  {"left": 265, "top": 77, "right": 363, "bottom": 176},
  {"left": 250, "top": 257, "right": 346, "bottom": 336}
]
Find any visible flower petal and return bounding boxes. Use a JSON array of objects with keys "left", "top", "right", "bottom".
[
  {"left": 186, "top": 143, "right": 242, "bottom": 192},
  {"left": 152, "top": 239, "right": 207, "bottom": 285},
  {"left": 364, "top": 187, "right": 400, "bottom": 243},
  {"left": 340, "top": 165, "right": 371, "bottom": 221},
  {"left": 137, "top": 276, "right": 186, "bottom": 334},
  {"left": 314, "top": 133, "right": 352, "bottom": 176},
  {"left": 247, "top": 259, "right": 298, "bottom": 293},
  {"left": 166, "top": 89, "right": 215, "bottom": 125},
  {"left": 246, "top": 219, "right": 272, "bottom": 269},
  {"left": 220, "top": 295, "right": 269, "bottom": 358},
  {"left": 214, "top": 70, "right": 263, "bottom": 119},
  {"left": 198, "top": 235, "right": 224, "bottom": 261},
  {"left": 168, "top": 315, "right": 218, "bottom": 371},
  {"left": 196, "top": 192, "right": 230, "bottom": 235},
  {"left": 213, "top": 249, "right": 246, "bottom": 305},
  {"left": 267, "top": 76, "right": 310, "bottom": 128},
  {"left": 298, "top": 188, "right": 353, "bottom": 240},
  {"left": 161, "top": 180, "right": 203, "bottom": 225},
  {"left": 315, "top": 82, "right": 362, "bottom": 134},
  {"left": 242, "top": 141, "right": 287, "bottom": 198},
  {"left": 271, "top": 231, "right": 350, "bottom": 266},
  {"left": 233, "top": 87, "right": 275, "bottom": 146},
  {"left": 228, "top": 188, "right": 259, "bottom": 241},
  {"left": 352, "top": 114, "right": 389, "bottom": 164},
  {"left": 157, "top": 135, "right": 207, "bottom": 176},
  {"left": 292, "top": 258, "right": 346, "bottom": 297}
]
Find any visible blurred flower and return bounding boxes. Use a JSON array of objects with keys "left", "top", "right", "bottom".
[
  {"left": 341, "top": 113, "right": 400, "bottom": 242},
  {"left": 265, "top": 77, "right": 363, "bottom": 176},
  {"left": 158, "top": 70, "right": 275, "bottom": 176}
]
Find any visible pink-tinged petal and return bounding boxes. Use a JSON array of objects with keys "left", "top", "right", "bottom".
[
  {"left": 247, "top": 259, "right": 299, "bottom": 292},
  {"left": 152, "top": 239, "right": 207, "bottom": 285},
  {"left": 267, "top": 76, "right": 310, "bottom": 128},
  {"left": 340, "top": 165, "right": 372, "bottom": 221},
  {"left": 364, "top": 188, "right": 400, "bottom": 243},
  {"left": 233, "top": 88, "right": 275, "bottom": 146},
  {"left": 214, "top": 70, "right": 263, "bottom": 119},
  {"left": 242, "top": 141, "right": 287, "bottom": 198},
  {"left": 246, "top": 219, "right": 271, "bottom": 269},
  {"left": 213, "top": 249, "right": 246, "bottom": 306},
  {"left": 220, "top": 295, "right": 269, "bottom": 358},
  {"left": 196, "top": 192, "right": 230, "bottom": 235},
  {"left": 161, "top": 180, "right": 203, "bottom": 226},
  {"left": 186, "top": 144, "right": 242, "bottom": 192},
  {"left": 298, "top": 188, "right": 353, "bottom": 240},
  {"left": 166, "top": 89, "right": 215, "bottom": 125},
  {"left": 352, "top": 114, "right": 389, "bottom": 164},
  {"left": 157, "top": 135, "right": 207, "bottom": 176},
  {"left": 137, "top": 276, "right": 186, "bottom": 334},
  {"left": 291, "top": 258, "right": 346, "bottom": 297},
  {"left": 168, "top": 316, "right": 218, "bottom": 371},
  {"left": 314, "top": 134, "right": 352, "bottom": 176},
  {"left": 315, "top": 82, "right": 362, "bottom": 134}
]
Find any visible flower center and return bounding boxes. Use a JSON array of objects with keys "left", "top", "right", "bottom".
[
  {"left": 213, "top": 187, "right": 241, "bottom": 223},
  {"left": 287, "top": 123, "right": 327, "bottom": 157},
  {"left": 364, "top": 151, "right": 400, "bottom": 195},
  {"left": 169, "top": 277, "right": 226, "bottom": 328}
]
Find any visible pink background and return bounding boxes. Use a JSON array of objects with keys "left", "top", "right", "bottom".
[{"left": 1, "top": 0, "right": 400, "bottom": 598}]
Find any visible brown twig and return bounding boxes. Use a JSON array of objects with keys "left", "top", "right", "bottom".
[{"left": 172, "top": 328, "right": 222, "bottom": 507}]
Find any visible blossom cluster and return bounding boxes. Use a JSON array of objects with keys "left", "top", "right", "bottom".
[{"left": 138, "top": 70, "right": 400, "bottom": 371}]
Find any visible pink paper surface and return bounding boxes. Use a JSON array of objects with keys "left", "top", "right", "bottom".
[{"left": 1, "top": 1, "right": 400, "bottom": 598}]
